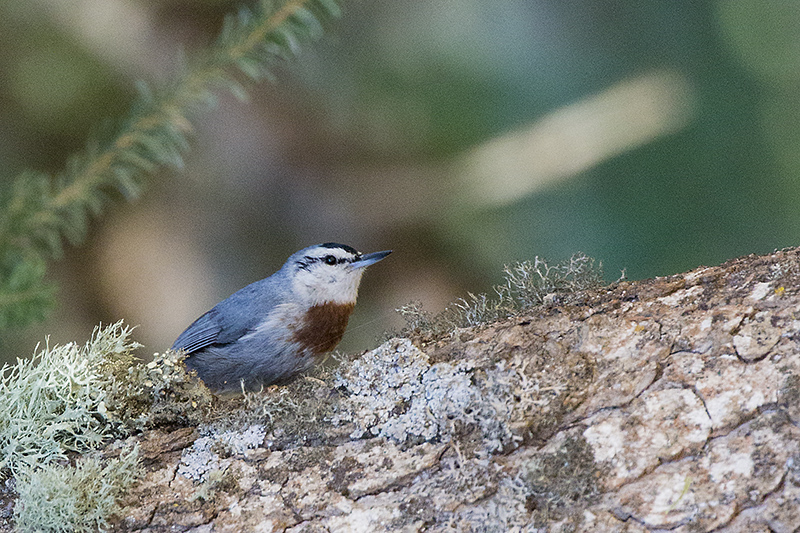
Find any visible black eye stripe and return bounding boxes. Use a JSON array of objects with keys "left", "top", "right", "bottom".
[{"left": 300, "top": 254, "right": 352, "bottom": 268}]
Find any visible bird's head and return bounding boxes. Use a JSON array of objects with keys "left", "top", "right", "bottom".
[{"left": 285, "top": 243, "right": 391, "bottom": 306}]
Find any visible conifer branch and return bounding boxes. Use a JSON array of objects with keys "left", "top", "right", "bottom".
[
  {"left": 0, "top": 0, "right": 340, "bottom": 329},
  {"left": 233, "top": 0, "right": 308, "bottom": 58}
]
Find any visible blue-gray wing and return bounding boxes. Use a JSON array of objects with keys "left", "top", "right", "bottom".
[
  {"left": 171, "top": 309, "right": 224, "bottom": 354},
  {"left": 171, "top": 276, "right": 287, "bottom": 354}
]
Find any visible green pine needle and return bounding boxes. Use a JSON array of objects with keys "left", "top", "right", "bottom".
[{"left": 0, "top": 0, "right": 340, "bottom": 330}]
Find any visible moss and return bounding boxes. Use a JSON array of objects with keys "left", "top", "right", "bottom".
[
  {"left": 13, "top": 445, "right": 140, "bottom": 533},
  {"left": 190, "top": 466, "right": 242, "bottom": 502},
  {"left": 522, "top": 435, "right": 603, "bottom": 524},
  {"left": 208, "top": 364, "right": 341, "bottom": 450},
  {"left": 103, "top": 348, "right": 215, "bottom": 431}
]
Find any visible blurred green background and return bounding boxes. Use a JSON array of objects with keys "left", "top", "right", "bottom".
[{"left": 1, "top": 0, "right": 798, "bottom": 358}]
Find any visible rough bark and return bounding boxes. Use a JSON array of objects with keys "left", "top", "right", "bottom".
[{"left": 112, "top": 248, "right": 800, "bottom": 531}]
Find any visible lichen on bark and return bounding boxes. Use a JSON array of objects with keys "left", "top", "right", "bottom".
[{"left": 6, "top": 247, "right": 800, "bottom": 532}]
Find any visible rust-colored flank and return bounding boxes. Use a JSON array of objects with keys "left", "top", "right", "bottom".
[{"left": 291, "top": 302, "right": 356, "bottom": 355}]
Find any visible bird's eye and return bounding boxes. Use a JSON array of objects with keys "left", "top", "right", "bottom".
[{"left": 324, "top": 255, "right": 337, "bottom": 265}]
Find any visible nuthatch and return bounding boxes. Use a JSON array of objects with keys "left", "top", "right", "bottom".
[{"left": 172, "top": 243, "right": 391, "bottom": 393}]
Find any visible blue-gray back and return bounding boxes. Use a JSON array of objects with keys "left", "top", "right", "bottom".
[{"left": 171, "top": 269, "right": 291, "bottom": 354}]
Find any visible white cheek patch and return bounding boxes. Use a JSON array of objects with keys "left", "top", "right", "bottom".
[{"left": 293, "top": 266, "right": 364, "bottom": 305}]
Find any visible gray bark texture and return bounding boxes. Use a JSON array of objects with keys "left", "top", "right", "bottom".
[{"left": 113, "top": 248, "right": 800, "bottom": 532}]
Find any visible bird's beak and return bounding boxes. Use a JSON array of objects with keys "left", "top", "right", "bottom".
[{"left": 353, "top": 249, "right": 392, "bottom": 269}]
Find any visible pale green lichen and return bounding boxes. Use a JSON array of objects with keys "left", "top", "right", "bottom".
[
  {"left": 333, "top": 338, "right": 522, "bottom": 454},
  {"left": 0, "top": 321, "right": 210, "bottom": 532},
  {"left": 0, "top": 321, "right": 209, "bottom": 475},
  {"left": 334, "top": 328, "right": 595, "bottom": 458},
  {"left": 333, "top": 339, "right": 478, "bottom": 443},
  {"left": 0, "top": 321, "right": 138, "bottom": 475},
  {"left": 13, "top": 444, "right": 141, "bottom": 533},
  {"left": 397, "top": 253, "right": 604, "bottom": 335},
  {"left": 498, "top": 253, "right": 604, "bottom": 309},
  {"left": 449, "top": 474, "right": 533, "bottom": 531},
  {"left": 179, "top": 424, "right": 265, "bottom": 481}
]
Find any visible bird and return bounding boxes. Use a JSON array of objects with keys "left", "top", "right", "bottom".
[{"left": 171, "top": 243, "right": 391, "bottom": 393}]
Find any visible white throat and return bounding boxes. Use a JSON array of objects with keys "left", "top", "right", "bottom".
[{"left": 292, "top": 267, "right": 364, "bottom": 305}]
